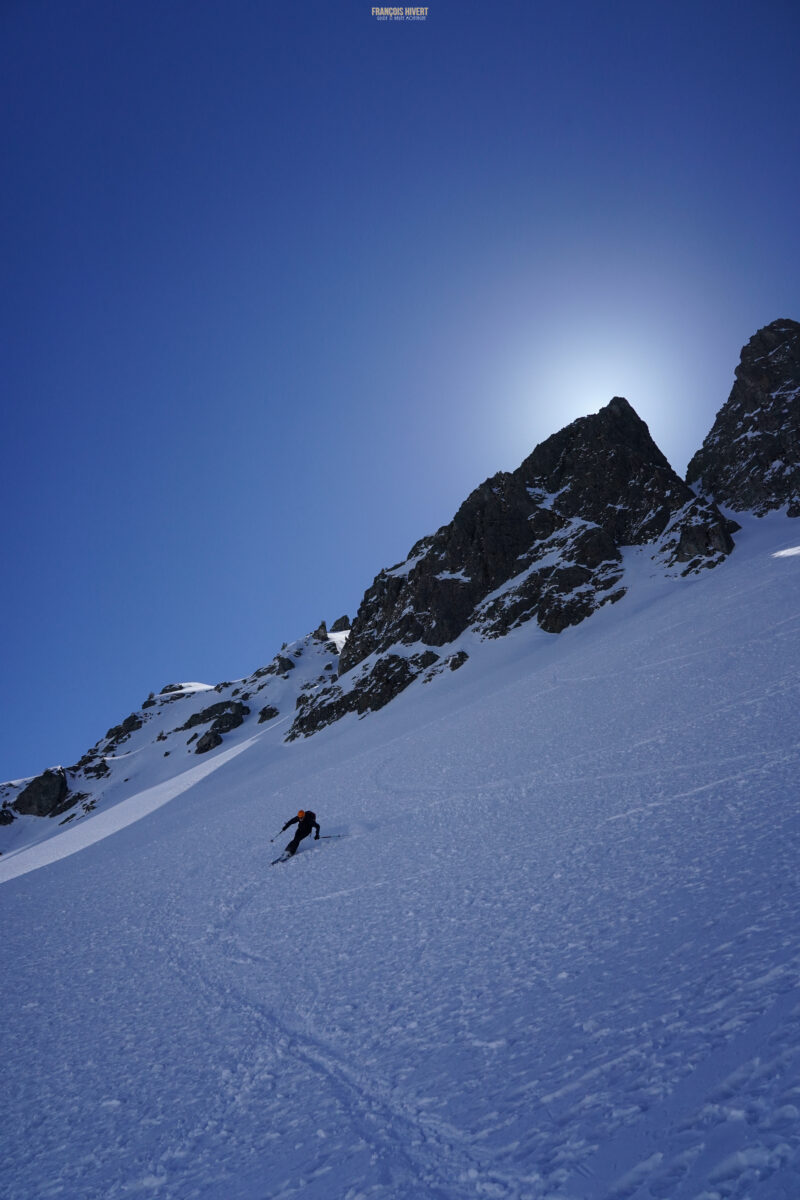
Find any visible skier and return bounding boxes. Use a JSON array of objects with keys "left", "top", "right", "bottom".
[{"left": 280, "top": 809, "right": 320, "bottom": 857}]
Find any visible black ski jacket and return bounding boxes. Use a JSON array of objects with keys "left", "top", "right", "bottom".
[{"left": 282, "top": 811, "right": 320, "bottom": 838}]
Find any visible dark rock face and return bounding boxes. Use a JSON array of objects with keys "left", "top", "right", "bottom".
[
  {"left": 339, "top": 397, "right": 731, "bottom": 676},
  {"left": 179, "top": 700, "right": 249, "bottom": 734},
  {"left": 330, "top": 615, "right": 351, "bottom": 633},
  {"left": 288, "top": 397, "right": 733, "bottom": 739},
  {"left": 471, "top": 520, "right": 625, "bottom": 638},
  {"left": 687, "top": 319, "right": 800, "bottom": 515},
  {"left": 103, "top": 713, "right": 144, "bottom": 751},
  {"left": 13, "top": 767, "right": 71, "bottom": 817},
  {"left": 83, "top": 759, "right": 111, "bottom": 780},
  {"left": 288, "top": 650, "right": 441, "bottom": 740},
  {"left": 180, "top": 700, "right": 250, "bottom": 752},
  {"left": 520, "top": 397, "right": 685, "bottom": 543},
  {"left": 659, "top": 498, "right": 740, "bottom": 574},
  {"left": 195, "top": 730, "right": 223, "bottom": 755}
]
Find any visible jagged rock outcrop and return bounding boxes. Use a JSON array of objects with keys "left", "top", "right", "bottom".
[
  {"left": 103, "top": 712, "right": 144, "bottom": 751},
  {"left": 288, "top": 649, "right": 443, "bottom": 740},
  {"left": 289, "top": 398, "right": 733, "bottom": 738},
  {"left": 339, "top": 398, "right": 731, "bottom": 675},
  {"left": 176, "top": 699, "right": 250, "bottom": 753},
  {"left": 178, "top": 700, "right": 249, "bottom": 734},
  {"left": 687, "top": 319, "right": 800, "bottom": 516},
  {"left": 195, "top": 729, "right": 223, "bottom": 754},
  {"left": 13, "top": 767, "right": 73, "bottom": 818}
]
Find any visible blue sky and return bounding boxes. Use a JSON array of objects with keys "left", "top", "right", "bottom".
[{"left": 2, "top": 0, "right": 799, "bottom": 782}]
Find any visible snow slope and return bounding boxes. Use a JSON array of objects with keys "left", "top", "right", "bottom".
[
  {"left": 2, "top": 513, "right": 800, "bottom": 1199},
  {"left": 0, "top": 634, "right": 341, "bottom": 860}
]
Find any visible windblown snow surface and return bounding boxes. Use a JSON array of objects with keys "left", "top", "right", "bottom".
[{"left": 2, "top": 513, "right": 800, "bottom": 1200}]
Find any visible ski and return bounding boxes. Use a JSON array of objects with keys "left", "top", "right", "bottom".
[{"left": 271, "top": 834, "right": 346, "bottom": 865}]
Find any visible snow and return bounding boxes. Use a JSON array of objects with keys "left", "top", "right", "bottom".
[
  {"left": 385, "top": 551, "right": 427, "bottom": 578},
  {"left": 0, "top": 733, "right": 262, "bottom": 884},
  {"left": 2, "top": 514, "right": 800, "bottom": 1198},
  {"left": 166, "top": 683, "right": 215, "bottom": 693},
  {"left": 0, "top": 636, "right": 342, "bottom": 861},
  {"left": 327, "top": 629, "right": 350, "bottom": 653}
]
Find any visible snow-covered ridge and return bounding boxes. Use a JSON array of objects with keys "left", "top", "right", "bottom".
[{"left": 0, "top": 626, "right": 348, "bottom": 859}]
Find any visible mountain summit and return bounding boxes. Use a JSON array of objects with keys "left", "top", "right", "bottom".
[
  {"left": 292, "top": 396, "right": 733, "bottom": 738},
  {"left": 687, "top": 318, "right": 800, "bottom": 515}
]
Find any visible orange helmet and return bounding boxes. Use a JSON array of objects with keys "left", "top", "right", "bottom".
[{"left": 297, "top": 809, "right": 305, "bottom": 819}]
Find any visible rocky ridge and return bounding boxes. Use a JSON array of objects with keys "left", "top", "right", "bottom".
[
  {"left": 289, "top": 397, "right": 734, "bottom": 739},
  {"left": 293, "top": 315, "right": 800, "bottom": 740},
  {"left": 687, "top": 319, "right": 800, "bottom": 515},
  {"left": 0, "top": 633, "right": 343, "bottom": 843}
]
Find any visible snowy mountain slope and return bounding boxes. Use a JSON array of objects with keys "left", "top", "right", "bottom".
[
  {"left": 0, "top": 629, "right": 343, "bottom": 859},
  {"left": 4, "top": 319, "right": 794, "bottom": 848},
  {"left": 2, "top": 512, "right": 800, "bottom": 1199},
  {"left": 0, "top": 393, "right": 724, "bottom": 855}
]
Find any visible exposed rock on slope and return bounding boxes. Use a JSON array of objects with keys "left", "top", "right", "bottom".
[
  {"left": 178, "top": 700, "right": 250, "bottom": 754},
  {"left": 687, "top": 319, "right": 800, "bottom": 516},
  {"left": 13, "top": 767, "right": 76, "bottom": 818},
  {"left": 340, "top": 398, "right": 731, "bottom": 670},
  {"left": 1, "top": 632, "right": 344, "bottom": 851},
  {"left": 290, "top": 398, "right": 733, "bottom": 738}
]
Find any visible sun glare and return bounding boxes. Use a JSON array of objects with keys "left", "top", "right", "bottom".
[{"left": 505, "top": 328, "right": 683, "bottom": 466}]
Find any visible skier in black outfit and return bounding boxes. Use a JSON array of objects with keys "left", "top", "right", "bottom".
[{"left": 280, "top": 809, "right": 320, "bottom": 856}]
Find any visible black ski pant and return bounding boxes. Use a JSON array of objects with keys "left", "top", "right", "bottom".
[{"left": 286, "top": 829, "right": 311, "bottom": 856}]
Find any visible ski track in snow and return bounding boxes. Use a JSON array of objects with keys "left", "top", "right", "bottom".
[{"left": 2, "top": 516, "right": 800, "bottom": 1198}]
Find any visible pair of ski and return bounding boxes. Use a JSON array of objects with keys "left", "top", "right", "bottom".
[{"left": 270, "top": 834, "right": 345, "bottom": 866}]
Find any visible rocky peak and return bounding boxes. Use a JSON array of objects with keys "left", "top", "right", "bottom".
[
  {"left": 292, "top": 398, "right": 733, "bottom": 738},
  {"left": 13, "top": 767, "right": 73, "bottom": 818},
  {"left": 337, "top": 398, "right": 730, "bottom": 675},
  {"left": 687, "top": 319, "right": 800, "bottom": 516},
  {"left": 518, "top": 396, "right": 688, "bottom": 545}
]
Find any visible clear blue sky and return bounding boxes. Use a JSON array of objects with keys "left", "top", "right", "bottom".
[{"left": 2, "top": 0, "right": 799, "bottom": 782}]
